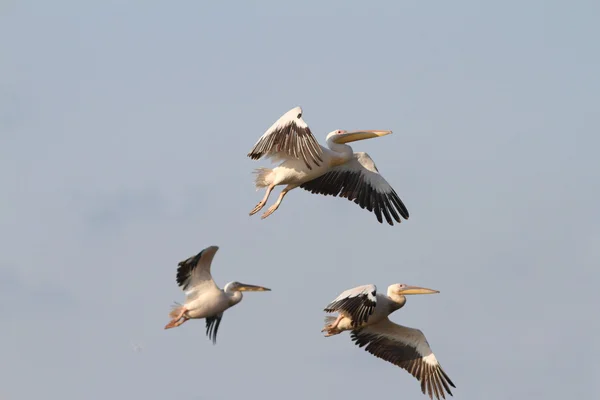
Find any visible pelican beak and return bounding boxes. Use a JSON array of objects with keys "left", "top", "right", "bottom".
[
  {"left": 397, "top": 285, "right": 439, "bottom": 295},
  {"left": 333, "top": 130, "right": 393, "bottom": 144},
  {"left": 236, "top": 283, "right": 271, "bottom": 292}
]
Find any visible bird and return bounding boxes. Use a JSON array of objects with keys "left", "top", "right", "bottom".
[
  {"left": 247, "top": 106, "right": 409, "bottom": 225},
  {"left": 164, "top": 245, "right": 271, "bottom": 344},
  {"left": 321, "top": 283, "right": 455, "bottom": 400}
]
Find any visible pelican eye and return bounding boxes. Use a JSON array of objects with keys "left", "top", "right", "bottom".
[{"left": 297, "top": 113, "right": 302, "bottom": 119}]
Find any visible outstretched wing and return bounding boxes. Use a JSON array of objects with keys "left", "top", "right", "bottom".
[
  {"left": 324, "top": 284, "right": 377, "bottom": 327},
  {"left": 351, "top": 318, "right": 456, "bottom": 400},
  {"left": 205, "top": 313, "right": 224, "bottom": 345},
  {"left": 300, "top": 152, "right": 409, "bottom": 225},
  {"left": 247, "top": 106, "right": 324, "bottom": 169},
  {"left": 176, "top": 246, "right": 220, "bottom": 296}
]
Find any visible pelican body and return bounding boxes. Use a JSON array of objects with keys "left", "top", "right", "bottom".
[
  {"left": 164, "top": 246, "right": 270, "bottom": 344},
  {"left": 322, "top": 283, "right": 456, "bottom": 400},
  {"left": 247, "top": 106, "right": 409, "bottom": 225}
]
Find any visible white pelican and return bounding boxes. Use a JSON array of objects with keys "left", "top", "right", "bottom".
[
  {"left": 247, "top": 106, "right": 409, "bottom": 225},
  {"left": 164, "top": 245, "right": 271, "bottom": 344},
  {"left": 322, "top": 284, "right": 455, "bottom": 400}
]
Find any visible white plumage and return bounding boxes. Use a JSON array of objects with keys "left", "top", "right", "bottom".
[
  {"left": 247, "top": 106, "right": 409, "bottom": 225},
  {"left": 300, "top": 152, "right": 408, "bottom": 225},
  {"left": 324, "top": 284, "right": 378, "bottom": 327},
  {"left": 322, "top": 283, "right": 456, "bottom": 400},
  {"left": 247, "top": 106, "right": 323, "bottom": 168},
  {"left": 164, "top": 245, "right": 271, "bottom": 344}
]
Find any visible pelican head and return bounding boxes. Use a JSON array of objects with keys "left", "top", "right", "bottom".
[
  {"left": 224, "top": 281, "right": 271, "bottom": 293},
  {"left": 391, "top": 283, "right": 439, "bottom": 296},
  {"left": 326, "top": 129, "right": 392, "bottom": 144}
]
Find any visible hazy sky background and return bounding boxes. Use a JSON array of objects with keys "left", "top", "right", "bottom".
[{"left": 1, "top": 1, "right": 599, "bottom": 399}]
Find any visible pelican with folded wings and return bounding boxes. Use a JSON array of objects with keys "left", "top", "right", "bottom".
[
  {"left": 247, "top": 106, "right": 409, "bottom": 225},
  {"left": 322, "top": 283, "right": 456, "bottom": 400},
  {"left": 164, "top": 245, "right": 271, "bottom": 344}
]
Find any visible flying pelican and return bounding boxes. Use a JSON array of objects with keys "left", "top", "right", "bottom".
[
  {"left": 164, "top": 245, "right": 271, "bottom": 344},
  {"left": 247, "top": 106, "right": 409, "bottom": 225},
  {"left": 322, "top": 283, "right": 455, "bottom": 400}
]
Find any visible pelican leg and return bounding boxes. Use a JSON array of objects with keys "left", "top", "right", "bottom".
[
  {"left": 321, "top": 314, "right": 344, "bottom": 337},
  {"left": 164, "top": 316, "right": 189, "bottom": 330},
  {"left": 250, "top": 184, "right": 275, "bottom": 216},
  {"left": 261, "top": 184, "right": 297, "bottom": 219},
  {"left": 173, "top": 317, "right": 189, "bottom": 328},
  {"left": 164, "top": 308, "right": 188, "bottom": 330}
]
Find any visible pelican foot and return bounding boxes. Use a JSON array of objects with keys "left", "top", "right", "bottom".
[
  {"left": 164, "top": 320, "right": 179, "bottom": 330},
  {"left": 321, "top": 314, "right": 343, "bottom": 336},
  {"left": 249, "top": 201, "right": 266, "bottom": 216},
  {"left": 164, "top": 317, "right": 188, "bottom": 330},
  {"left": 261, "top": 205, "right": 278, "bottom": 219},
  {"left": 322, "top": 326, "right": 341, "bottom": 337}
]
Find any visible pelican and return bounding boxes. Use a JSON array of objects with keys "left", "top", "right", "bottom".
[
  {"left": 322, "top": 284, "right": 455, "bottom": 400},
  {"left": 164, "top": 245, "right": 271, "bottom": 344},
  {"left": 247, "top": 106, "right": 409, "bottom": 225}
]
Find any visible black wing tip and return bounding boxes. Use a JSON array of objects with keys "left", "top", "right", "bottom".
[
  {"left": 352, "top": 331, "right": 455, "bottom": 400},
  {"left": 301, "top": 170, "right": 410, "bottom": 225},
  {"left": 206, "top": 316, "right": 221, "bottom": 345},
  {"left": 419, "top": 364, "right": 456, "bottom": 400},
  {"left": 375, "top": 205, "right": 409, "bottom": 226},
  {"left": 422, "top": 376, "right": 455, "bottom": 400},
  {"left": 398, "top": 208, "right": 409, "bottom": 220},
  {"left": 440, "top": 368, "right": 456, "bottom": 389},
  {"left": 178, "top": 249, "right": 204, "bottom": 268},
  {"left": 175, "top": 249, "right": 206, "bottom": 287}
]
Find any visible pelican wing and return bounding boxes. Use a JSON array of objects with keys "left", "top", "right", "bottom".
[
  {"left": 300, "top": 152, "right": 409, "bottom": 225},
  {"left": 205, "top": 313, "right": 223, "bottom": 345},
  {"left": 351, "top": 318, "right": 456, "bottom": 400},
  {"left": 247, "top": 106, "right": 324, "bottom": 169},
  {"left": 176, "top": 246, "right": 220, "bottom": 295},
  {"left": 324, "top": 284, "right": 377, "bottom": 327}
]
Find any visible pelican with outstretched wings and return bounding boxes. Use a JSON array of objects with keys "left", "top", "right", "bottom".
[
  {"left": 247, "top": 106, "right": 409, "bottom": 225},
  {"left": 322, "top": 283, "right": 456, "bottom": 400},
  {"left": 164, "top": 245, "right": 270, "bottom": 344}
]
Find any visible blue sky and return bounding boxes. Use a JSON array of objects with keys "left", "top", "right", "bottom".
[{"left": 1, "top": 1, "right": 599, "bottom": 399}]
